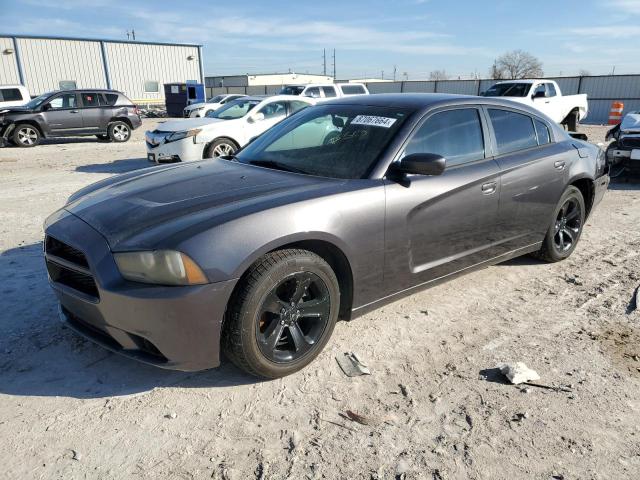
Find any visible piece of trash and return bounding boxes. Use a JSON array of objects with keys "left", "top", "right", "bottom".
[
  {"left": 165, "top": 412, "right": 177, "bottom": 419},
  {"left": 336, "top": 352, "right": 371, "bottom": 377},
  {"left": 524, "top": 382, "right": 573, "bottom": 393},
  {"left": 342, "top": 410, "right": 379, "bottom": 426},
  {"left": 71, "top": 450, "right": 82, "bottom": 461},
  {"left": 512, "top": 412, "right": 529, "bottom": 422},
  {"left": 498, "top": 362, "right": 540, "bottom": 385}
]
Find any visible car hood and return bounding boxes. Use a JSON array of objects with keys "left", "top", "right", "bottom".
[
  {"left": 185, "top": 102, "right": 208, "bottom": 110},
  {"left": 0, "top": 106, "right": 35, "bottom": 115},
  {"left": 64, "top": 160, "right": 346, "bottom": 250},
  {"left": 153, "top": 117, "right": 226, "bottom": 132}
]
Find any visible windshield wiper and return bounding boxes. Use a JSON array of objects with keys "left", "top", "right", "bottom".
[{"left": 249, "top": 160, "right": 308, "bottom": 174}]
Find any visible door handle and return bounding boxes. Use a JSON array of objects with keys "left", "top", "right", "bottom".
[
  {"left": 481, "top": 181, "right": 497, "bottom": 195},
  {"left": 554, "top": 160, "right": 566, "bottom": 170}
]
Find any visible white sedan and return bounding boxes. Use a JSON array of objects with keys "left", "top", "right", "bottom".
[
  {"left": 146, "top": 96, "right": 315, "bottom": 163},
  {"left": 183, "top": 94, "right": 247, "bottom": 118}
]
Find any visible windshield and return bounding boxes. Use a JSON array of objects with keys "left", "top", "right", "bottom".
[
  {"left": 279, "top": 86, "right": 305, "bottom": 95},
  {"left": 482, "top": 83, "right": 531, "bottom": 97},
  {"left": 235, "top": 105, "right": 412, "bottom": 179},
  {"left": 24, "top": 92, "right": 54, "bottom": 109},
  {"left": 206, "top": 99, "right": 260, "bottom": 119},
  {"left": 207, "top": 95, "right": 225, "bottom": 103}
]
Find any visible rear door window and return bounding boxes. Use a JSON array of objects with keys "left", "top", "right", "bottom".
[
  {"left": 534, "top": 119, "right": 551, "bottom": 145},
  {"left": 81, "top": 92, "right": 100, "bottom": 107},
  {"left": 545, "top": 83, "right": 557, "bottom": 97},
  {"left": 404, "top": 108, "right": 485, "bottom": 167},
  {"left": 488, "top": 109, "right": 538, "bottom": 155},
  {"left": 305, "top": 87, "right": 321, "bottom": 98},
  {"left": 1, "top": 88, "right": 24, "bottom": 102},
  {"left": 321, "top": 86, "right": 337, "bottom": 98}
]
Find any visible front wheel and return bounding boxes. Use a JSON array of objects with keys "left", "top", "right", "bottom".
[
  {"left": 532, "top": 186, "right": 585, "bottom": 263},
  {"left": 204, "top": 138, "right": 238, "bottom": 159},
  {"left": 108, "top": 121, "right": 131, "bottom": 142},
  {"left": 12, "top": 124, "right": 41, "bottom": 147},
  {"left": 222, "top": 249, "right": 340, "bottom": 378}
]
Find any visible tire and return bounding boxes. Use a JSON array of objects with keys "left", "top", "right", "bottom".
[
  {"left": 12, "top": 124, "right": 41, "bottom": 147},
  {"left": 532, "top": 186, "right": 585, "bottom": 263},
  {"left": 108, "top": 121, "right": 131, "bottom": 143},
  {"left": 565, "top": 110, "right": 579, "bottom": 132},
  {"left": 204, "top": 138, "right": 238, "bottom": 159},
  {"left": 222, "top": 249, "right": 340, "bottom": 379},
  {"left": 96, "top": 134, "right": 111, "bottom": 142}
]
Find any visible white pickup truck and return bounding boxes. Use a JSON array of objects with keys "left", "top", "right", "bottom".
[{"left": 482, "top": 80, "right": 588, "bottom": 130}]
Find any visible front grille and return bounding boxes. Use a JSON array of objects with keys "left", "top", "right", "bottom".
[
  {"left": 45, "top": 235, "right": 89, "bottom": 268},
  {"left": 620, "top": 137, "right": 640, "bottom": 149},
  {"left": 45, "top": 236, "right": 99, "bottom": 300}
]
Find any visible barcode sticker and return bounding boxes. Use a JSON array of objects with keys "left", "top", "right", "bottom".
[{"left": 351, "top": 115, "right": 397, "bottom": 128}]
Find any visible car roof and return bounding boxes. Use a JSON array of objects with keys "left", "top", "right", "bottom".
[{"left": 322, "top": 93, "right": 559, "bottom": 118}]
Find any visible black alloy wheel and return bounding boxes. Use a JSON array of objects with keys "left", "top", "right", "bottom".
[
  {"left": 256, "top": 271, "right": 331, "bottom": 363},
  {"left": 553, "top": 197, "right": 582, "bottom": 254}
]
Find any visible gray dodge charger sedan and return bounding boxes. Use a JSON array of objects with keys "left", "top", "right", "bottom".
[{"left": 44, "top": 94, "right": 609, "bottom": 378}]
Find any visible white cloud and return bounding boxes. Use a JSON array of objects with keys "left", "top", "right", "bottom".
[{"left": 606, "top": 0, "right": 640, "bottom": 15}]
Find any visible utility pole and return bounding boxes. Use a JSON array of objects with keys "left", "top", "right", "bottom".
[
  {"left": 132, "top": 29, "right": 136, "bottom": 41},
  {"left": 393, "top": 65, "right": 397, "bottom": 82},
  {"left": 323, "top": 49, "right": 326, "bottom": 76},
  {"left": 381, "top": 70, "right": 384, "bottom": 80},
  {"left": 126, "top": 30, "right": 130, "bottom": 40},
  {"left": 332, "top": 49, "right": 336, "bottom": 79}
]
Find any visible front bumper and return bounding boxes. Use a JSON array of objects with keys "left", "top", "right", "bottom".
[
  {"left": 45, "top": 209, "right": 237, "bottom": 371},
  {"left": 145, "top": 132, "right": 204, "bottom": 163}
]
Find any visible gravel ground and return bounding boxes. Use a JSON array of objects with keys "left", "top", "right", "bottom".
[{"left": 0, "top": 121, "right": 639, "bottom": 479}]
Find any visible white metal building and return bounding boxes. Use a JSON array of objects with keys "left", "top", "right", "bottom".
[
  {"left": 0, "top": 34, "right": 204, "bottom": 104},
  {"left": 206, "top": 73, "right": 334, "bottom": 88}
]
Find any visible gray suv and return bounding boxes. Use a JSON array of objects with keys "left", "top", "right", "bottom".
[{"left": 0, "top": 89, "right": 142, "bottom": 147}]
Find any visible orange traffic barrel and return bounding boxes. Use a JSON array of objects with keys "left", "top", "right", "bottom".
[{"left": 608, "top": 101, "right": 624, "bottom": 125}]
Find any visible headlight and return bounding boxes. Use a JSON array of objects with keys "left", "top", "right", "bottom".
[
  {"left": 165, "top": 128, "right": 202, "bottom": 143},
  {"left": 114, "top": 250, "right": 208, "bottom": 285}
]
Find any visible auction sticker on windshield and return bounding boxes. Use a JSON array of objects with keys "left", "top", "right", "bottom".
[{"left": 351, "top": 115, "right": 397, "bottom": 128}]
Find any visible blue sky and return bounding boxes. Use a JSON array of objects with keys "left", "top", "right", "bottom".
[{"left": 3, "top": 0, "right": 640, "bottom": 79}]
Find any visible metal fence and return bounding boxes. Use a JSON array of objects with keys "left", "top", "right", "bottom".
[{"left": 206, "top": 74, "right": 640, "bottom": 125}]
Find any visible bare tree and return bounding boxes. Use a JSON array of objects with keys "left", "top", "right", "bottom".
[
  {"left": 489, "top": 62, "right": 505, "bottom": 80},
  {"left": 429, "top": 70, "right": 450, "bottom": 81},
  {"left": 578, "top": 69, "right": 591, "bottom": 77},
  {"left": 492, "top": 50, "right": 543, "bottom": 79}
]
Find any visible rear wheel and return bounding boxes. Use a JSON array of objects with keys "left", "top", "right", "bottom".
[
  {"left": 204, "top": 138, "right": 238, "bottom": 159},
  {"left": 565, "top": 110, "right": 579, "bottom": 132},
  {"left": 12, "top": 124, "right": 40, "bottom": 147},
  {"left": 108, "top": 121, "right": 131, "bottom": 143},
  {"left": 532, "top": 186, "right": 585, "bottom": 262},
  {"left": 222, "top": 249, "right": 340, "bottom": 378}
]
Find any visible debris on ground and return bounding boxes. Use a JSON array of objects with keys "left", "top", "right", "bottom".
[
  {"left": 165, "top": 412, "right": 177, "bottom": 419},
  {"left": 71, "top": 450, "right": 82, "bottom": 461},
  {"left": 498, "top": 362, "right": 540, "bottom": 385},
  {"left": 336, "top": 352, "right": 371, "bottom": 377},
  {"left": 512, "top": 412, "right": 529, "bottom": 422}
]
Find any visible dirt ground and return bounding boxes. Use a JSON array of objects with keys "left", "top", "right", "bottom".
[{"left": 0, "top": 121, "right": 639, "bottom": 480}]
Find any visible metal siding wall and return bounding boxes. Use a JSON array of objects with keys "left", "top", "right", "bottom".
[
  {"left": 0, "top": 37, "right": 21, "bottom": 85},
  {"left": 17, "top": 38, "right": 106, "bottom": 94},
  {"left": 479, "top": 79, "right": 495, "bottom": 94},
  {"left": 580, "top": 75, "right": 640, "bottom": 99},
  {"left": 365, "top": 82, "right": 402, "bottom": 94},
  {"left": 105, "top": 42, "right": 200, "bottom": 102},
  {"left": 401, "top": 81, "right": 436, "bottom": 93},
  {"left": 435, "top": 80, "right": 478, "bottom": 95},
  {"left": 246, "top": 85, "right": 267, "bottom": 95}
]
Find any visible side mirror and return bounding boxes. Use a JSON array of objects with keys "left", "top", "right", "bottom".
[
  {"left": 249, "top": 112, "right": 265, "bottom": 123},
  {"left": 532, "top": 90, "right": 546, "bottom": 99},
  {"left": 41, "top": 103, "right": 51, "bottom": 112},
  {"left": 391, "top": 153, "right": 446, "bottom": 176}
]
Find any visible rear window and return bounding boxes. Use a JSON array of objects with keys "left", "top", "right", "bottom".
[
  {"left": 103, "top": 93, "right": 119, "bottom": 106},
  {"left": 489, "top": 109, "right": 538, "bottom": 155},
  {"left": 340, "top": 85, "right": 366, "bottom": 95},
  {"left": 483, "top": 83, "right": 531, "bottom": 97},
  {"left": 0, "top": 88, "right": 24, "bottom": 102}
]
